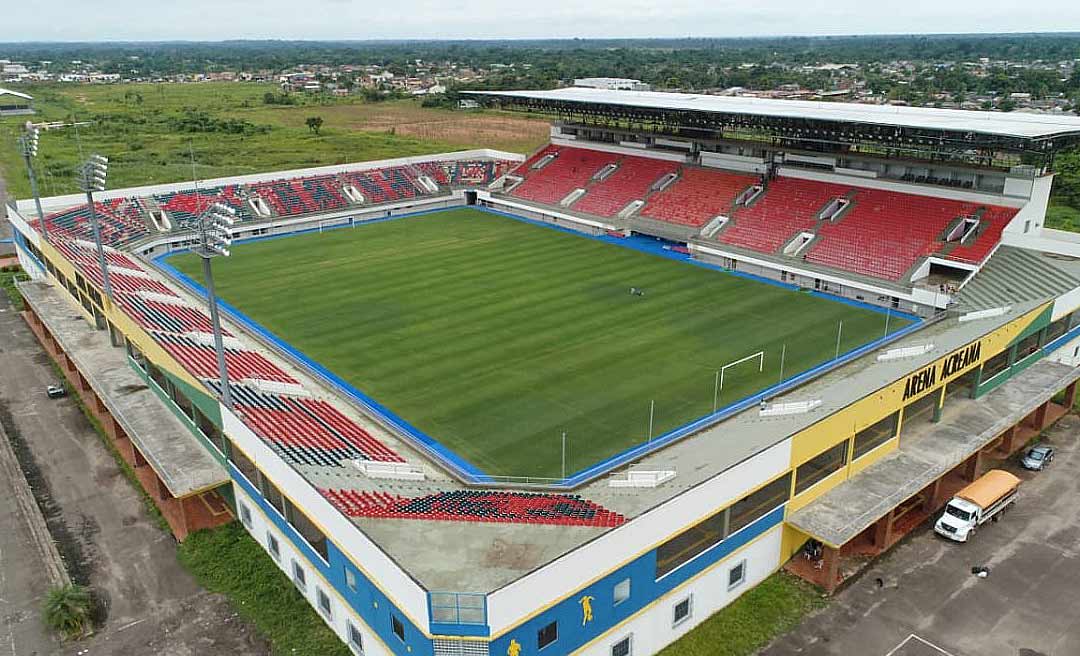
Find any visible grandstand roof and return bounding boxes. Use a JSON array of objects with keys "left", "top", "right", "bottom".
[
  {"left": 470, "top": 88, "right": 1080, "bottom": 145},
  {"left": 0, "top": 87, "right": 32, "bottom": 101}
]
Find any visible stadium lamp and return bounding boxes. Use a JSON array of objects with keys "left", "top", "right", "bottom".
[
  {"left": 196, "top": 202, "right": 238, "bottom": 409},
  {"left": 17, "top": 123, "right": 49, "bottom": 243},
  {"left": 77, "top": 153, "right": 114, "bottom": 303}
]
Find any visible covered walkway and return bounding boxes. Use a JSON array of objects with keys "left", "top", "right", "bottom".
[
  {"left": 18, "top": 280, "right": 232, "bottom": 541},
  {"left": 786, "top": 358, "right": 1080, "bottom": 591}
]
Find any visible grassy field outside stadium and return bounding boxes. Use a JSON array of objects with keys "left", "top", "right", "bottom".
[
  {"left": 172, "top": 208, "right": 909, "bottom": 478},
  {"left": 0, "top": 82, "right": 549, "bottom": 199}
]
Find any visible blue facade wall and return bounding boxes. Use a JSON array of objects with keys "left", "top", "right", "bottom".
[
  {"left": 488, "top": 505, "right": 785, "bottom": 656},
  {"left": 231, "top": 464, "right": 436, "bottom": 656}
]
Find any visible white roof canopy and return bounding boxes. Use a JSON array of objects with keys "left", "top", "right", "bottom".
[
  {"left": 470, "top": 87, "right": 1080, "bottom": 140},
  {"left": 0, "top": 87, "right": 33, "bottom": 101}
]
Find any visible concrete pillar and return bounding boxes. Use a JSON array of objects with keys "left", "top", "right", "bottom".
[
  {"left": 1035, "top": 402, "right": 1050, "bottom": 430},
  {"left": 821, "top": 545, "right": 842, "bottom": 593},
  {"left": 1000, "top": 425, "right": 1016, "bottom": 454},
  {"left": 156, "top": 474, "right": 171, "bottom": 501},
  {"left": 1064, "top": 381, "right": 1078, "bottom": 409},
  {"left": 873, "top": 512, "right": 893, "bottom": 551},
  {"left": 924, "top": 479, "right": 942, "bottom": 512},
  {"left": 964, "top": 452, "right": 982, "bottom": 482}
]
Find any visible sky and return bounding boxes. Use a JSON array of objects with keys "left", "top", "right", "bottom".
[{"left": 5, "top": 0, "right": 1080, "bottom": 42}]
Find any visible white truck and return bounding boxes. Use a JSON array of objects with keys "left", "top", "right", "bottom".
[{"left": 934, "top": 469, "right": 1020, "bottom": 543}]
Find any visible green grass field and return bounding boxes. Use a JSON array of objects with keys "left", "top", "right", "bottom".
[
  {"left": 172, "top": 209, "right": 908, "bottom": 478},
  {"left": 0, "top": 82, "right": 548, "bottom": 199}
]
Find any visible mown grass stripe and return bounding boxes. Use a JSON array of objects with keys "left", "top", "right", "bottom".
[{"left": 173, "top": 208, "right": 904, "bottom": 478}]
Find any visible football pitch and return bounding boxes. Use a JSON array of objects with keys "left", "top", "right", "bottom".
[{"left": 171, "top": 208, "right": 910, "bottom": 478}]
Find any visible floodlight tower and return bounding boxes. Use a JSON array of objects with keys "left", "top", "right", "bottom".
[
  {"left": 17, "top": 122, "right": 49, "bottom": 242},
  {"left": 76, "top": 154, "right": 113, "bottom": 302},
  {"left": 195, "top": 202, "right": 237, "bottom": 409}
]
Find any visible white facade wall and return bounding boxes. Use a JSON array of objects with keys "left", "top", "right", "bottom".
[
  {"left": 1047, "top": 335, "right": 1080, "bottom": 366},
  {"left": 222, "top": 409, "right": 431, "bottom": 633},
  {"left": 1004, "top": 174, "right": 1053, "bottom": 234},
  {"left": 233, "top": 483, "right": 392, "bottom": 656},
  {"left": 486, "top": 438, "right": 791, "bottom": 636},
  {"left": 574, "top": 526, "right": 783, "bottom": 656}
]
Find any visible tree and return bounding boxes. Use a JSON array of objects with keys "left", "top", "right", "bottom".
[
  {"left": 305, "top": 116, "right": 324, "bottom": 135},
  {"left": 42, "top": 584, "right": 93, "bottom": 640}
]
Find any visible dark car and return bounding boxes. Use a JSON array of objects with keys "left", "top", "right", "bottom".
[
  {"left": 46, "top": 384, "right": 66, "bottom": 399},
  {"left": 1021, "top": 445, "right": 1054, "bottom": 471}
]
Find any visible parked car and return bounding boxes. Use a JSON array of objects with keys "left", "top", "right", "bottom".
[
  {"left": 46, "top": 385, "right": 66, "bottom": 399},
  {"left": 1021, "top": 445, "right": 1055, "bottom": 471}
]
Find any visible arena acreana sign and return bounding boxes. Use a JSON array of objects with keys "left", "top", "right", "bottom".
[{"left": 902, "top": 341, "right": 983, "bottom": 401}]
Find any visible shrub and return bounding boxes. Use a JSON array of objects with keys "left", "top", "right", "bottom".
[{"left": 42, "top": 584, "right": 93, "bottom": 640}]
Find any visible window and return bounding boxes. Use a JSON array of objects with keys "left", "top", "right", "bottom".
[
  {"left": 292, "top": 560, "right": 307, "bottom": 593},
  {"left": 284, "top": 498, "right": 329, "bottom": 562},
  {"left": 672, "top": 596, "right": 692, "bottom": 627},
  {"left": 316, "top": 588, "right": 332, "bottom": 618},
  {"left": 795, "top": 442, "right": 848, "bottom": 495},
  {"left": 347, "top": 622, "right": 364, "bottom": 654},
  {"left": 258, "top": 471, "right": 286, "bottom": 516},
  {"left": 1015, "top": 332, "right": 1041, "bottom": 361},
  {"left": 537, "top": 621, "right": 558, "bottom": 650},
  {"left": 612, "top": 635, "right": 632, "bottom": 656},
  {"left": 266, "top": 532, "right": 280, "bottom": 561},
  {"left": 982, "top": 349, "right": 1011, "bottom": 380},
  {"left": 391, "top": 615, "right": 405, "bottom": 642},
  {"left": 656, "top": 473, "right": 790, "bottom": 579},
  {"left": 613, "top": 578, "right": 631, "bottom": 606},
  {"left": 902, "top": 390, "right": 940, "bottom": 428},
  {"left": 656, "top": 509, "right": 728, "bottom": 578},
  {"left": 1046, "top": 317, "right": 1070, "bottom": 343},
  {"left": 345, "top": 567, "right": 358, "bottom": 593},
  {"left": 228, "top": 440, "right": 260, "bottom": 484},
  {"left": 728, "top": 560, "right": 747, "bottom": 590},
  {"left": 853, "top": 412, "right": 898, "bottom": 459},
  {"left": 728, "top": 473, "right": 791, "bottom": 534},
  {"left": 239, "top": 502, "right": 252, "bottom": 528}
]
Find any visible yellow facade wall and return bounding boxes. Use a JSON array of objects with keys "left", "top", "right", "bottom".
[
  {"left": 37, "top": 239, "right": 204, "bottom": 390},
  {"left": 785, "top": 302, "right": 1050, "bottom": 511}
]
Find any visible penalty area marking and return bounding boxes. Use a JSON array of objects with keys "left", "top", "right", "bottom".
[{"left": 884, "top": 634, "right": 962, "bottom": 656}]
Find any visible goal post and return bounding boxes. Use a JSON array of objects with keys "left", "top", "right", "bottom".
[{"left": 714, "top": 350, "right": 766, "bottom": 411}]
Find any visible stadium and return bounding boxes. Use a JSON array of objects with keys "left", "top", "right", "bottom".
[{"left": 7, "top": 87, "right": 1080, "bottom": 656}]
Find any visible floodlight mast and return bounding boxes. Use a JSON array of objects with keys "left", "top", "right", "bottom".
[
  {"left": 77, "top": 154, "right": 113, "bottom": 303},
  {"left": 196, "top": 202, "right": 237, "bottom": 409},
  {"left": 18, "top": 123, "right": 49, "bottom": 243}
]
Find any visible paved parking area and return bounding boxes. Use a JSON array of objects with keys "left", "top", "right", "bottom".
[
  {"left": 885, "top": 635, "right": 961, "bottom": 656},
  {"left": 764, "top": 413, "right": 1080, "bottom": 656},
  {"left": 0, "top": 290, "right": 268, "bottom": 655}
]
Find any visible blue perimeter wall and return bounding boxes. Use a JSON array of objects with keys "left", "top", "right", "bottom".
[{"left": 155, "top": 205, "right": 923, "bottom": 486}]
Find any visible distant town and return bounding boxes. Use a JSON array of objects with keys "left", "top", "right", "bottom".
[{"left": 3, "top": 48, "right": 1078, "bottom": 114}]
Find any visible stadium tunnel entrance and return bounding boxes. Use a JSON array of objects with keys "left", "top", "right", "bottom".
[{"left": 783, "top": 359, "right": 1079, "bottom": 593}]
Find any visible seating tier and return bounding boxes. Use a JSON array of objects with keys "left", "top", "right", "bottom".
[
  {"left": 510, "top": 147, "right": 619, "bottom": 206},
  {"left": 573, "top": 157, "right": 679, "bottom": 217},
  {"left": 640, "top": 167, "right": 757, "bottom": 228}
]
